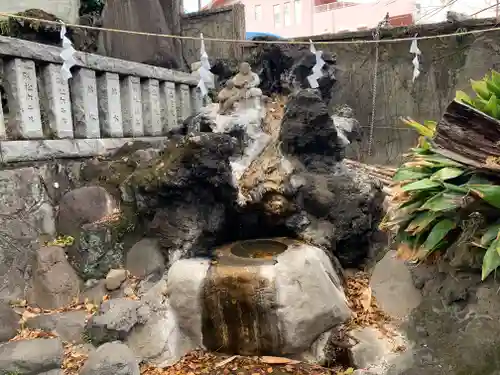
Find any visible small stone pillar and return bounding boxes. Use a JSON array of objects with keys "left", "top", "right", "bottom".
[
  {"left": 141, "top": 79, "right": 162, "bottom": 136},
  {"left": 191, "top": 86, "right": 203, "bottom": 115},
  {"left": 160, "top": 81, "right": 178, "bottom": 132},
  {"left": 3, "top": 59, "right": 43, "bottom": 139},
  {"left": 71, "top": 68, "right": 101, "bottom": 138},
  {"left": 176, "top": 84, "right": 192, "bottom": 123},
  {"left": 97, "top": 72, "right": 123, "bottom": 138},
  {"left": 120, "top": 76, "right": 144, "bottom": 137},
  {"left": 40, "top": 63, "right": 74, "bottom": 139}
]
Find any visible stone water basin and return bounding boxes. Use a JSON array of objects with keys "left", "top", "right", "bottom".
[{"left": 166, "top": 238, "right": 352, "bottom": 357}]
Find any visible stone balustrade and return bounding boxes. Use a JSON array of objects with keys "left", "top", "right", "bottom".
[{"left": 0, "top": 35, "right": 203, "bottom": 163}]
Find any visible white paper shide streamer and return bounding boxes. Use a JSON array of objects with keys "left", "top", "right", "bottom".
[
  {"left": 410, "top": 34, "right": 421, "bottom": 82},
  {"left": 197, "top": 33, "right": 214, "bottom": 97},
  {"left": 60, "top": 22, "right": 76, "bottom": 81},
  {"left": 307, "top": 40, "right": 325, "bottom": 89}
]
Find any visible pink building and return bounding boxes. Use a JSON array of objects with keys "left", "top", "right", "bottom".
[{"left": 205, "top": 0, "right": 417, "bottom": 37}]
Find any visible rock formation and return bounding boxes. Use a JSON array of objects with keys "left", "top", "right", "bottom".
[{"left": 0, "top": 52, "right": 399, "bottom": 374}]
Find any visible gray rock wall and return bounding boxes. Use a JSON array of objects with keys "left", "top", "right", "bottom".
[{"left": 0, "top": 161, "right": 82, "bottom": 302}]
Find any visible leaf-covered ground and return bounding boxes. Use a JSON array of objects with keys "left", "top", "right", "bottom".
[{"left": 8, "top": 271, "right": 388, "bottom": 375}]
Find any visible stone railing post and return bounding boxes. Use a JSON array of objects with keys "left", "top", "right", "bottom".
[
  {"left": 97, "top": 72, "right": 123, "bottom": 138},
  {"left": 40, "top": 63, "right": 74, "bottom": 139},
  {"left": 177, "top": 84, "right": 192, "bottom": 123},
  {"left": 120, "top": 76, "right": 144, "bottom": 137},
  {"left": 142, "top": 79, "right": 162, "bottom": 136},
  {"left": 71, "top": 68, "right": 101, "bottom": 138},
  {"left": 161, "top": 81, "right": 178, "bottom": 132},
  {"left": 191, "top": 87, "right": 203, "bottom": 115},
  {"left": 3, "top": 59, "right": 43, "bottom": 139},
  {"left": 0, "top": 105, "right": 5, "bottom": 140}
]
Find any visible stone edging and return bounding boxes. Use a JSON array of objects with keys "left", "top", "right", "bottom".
[
  {"left": 0, "top": 36, "right": 198, "bottom": 86},
  {"left": 0, "top": 137, "right": 168, "bottom": 163}
]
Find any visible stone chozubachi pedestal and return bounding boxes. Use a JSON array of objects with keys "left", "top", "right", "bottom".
[{"left": 166, "top": 238, "right": 352, "bottom": 356}]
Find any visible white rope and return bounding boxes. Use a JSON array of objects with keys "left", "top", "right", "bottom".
[
  {"left": 307, "top": 40, "right": 325, "bottom": 89},
  {"left": 410, "top": 34, "right": 421, "bottom": 82},
  {"left": 59, "top": 21, "right": 76, "bottom": 81},
  {"left": 197, "top": 33, "right": 214, "bottom": 97}
]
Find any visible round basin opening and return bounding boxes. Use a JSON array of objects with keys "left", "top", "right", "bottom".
[{"left": 230, "top": 239, "right": 288, "bottom": 259}]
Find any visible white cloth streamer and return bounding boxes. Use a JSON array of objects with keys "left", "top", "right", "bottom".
[
  {"left": 307, "top": 40, "right": 325, "bottom": 89},
  {"left": 59, "top": 22, "right": 76, "bottom": 81},
  {"left": 410, "top": 34, "right": 421, "bottom": 82},
  {"left": 197, "top": 33, "right": 214, "bottom": 97}
]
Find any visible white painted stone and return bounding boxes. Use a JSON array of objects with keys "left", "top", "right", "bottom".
[
  {"left": 0, "top": 137, "right": 167, "bottom": 163},
  {"left": 141, "top": 79, "right": 162, "bottom": 136},
  {"left": 273, "top": 243, "right": 351, "bottom": 353},
  {"left": 97, "top": 72, "right": 123, "bottom": 138},
  {"left": 166, "top": 259, "right": 210, "bottom": 346},
  {"left": 40, "top": 63, "right": 74, "bottom": 139},
  {"left": 190, "top": 86, "right": 203, "bottom": 115},
  {"left": 160, "top": 81, "right": 178, "bottom": 132},
  {"left": 176, "top": 84, "right": 191, "bottom": 122},
  {"left": 70, "top": 68, "right": 100, "bottom": 138},
  {"left": 120, "top": 76, "right": 144, "bottom": 137},
  {"left": 3, "top": 58, "right": 43, "bottom": 139}
]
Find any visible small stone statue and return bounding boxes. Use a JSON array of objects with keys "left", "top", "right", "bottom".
[
  {"left": 232, "top": 62, "right": 262, "bottom": 100},
  {"left": 217, "top": 79, "right": 240, "bottom": 115}
]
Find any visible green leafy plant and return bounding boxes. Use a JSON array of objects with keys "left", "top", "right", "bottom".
[
  {"left": 383, "top": 102, "right": 500, "bottom": 280},
  {"left": 456, "top": 70, "right": 500, "bottom": 119}
]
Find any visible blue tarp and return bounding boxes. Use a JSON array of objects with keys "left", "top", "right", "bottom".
[{"left": 246, "top": 31, "right": 283, "bottom": 40}]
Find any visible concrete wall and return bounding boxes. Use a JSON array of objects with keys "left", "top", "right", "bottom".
[
  {"left": 181, "top": 5, "right": 246, "bottom": 66},
  {"left": 244, "top": 18, "right": 500, "bottom": 166}
]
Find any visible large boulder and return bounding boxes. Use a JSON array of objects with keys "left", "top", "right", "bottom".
[
  {"left": 125, "top": 238, "right": 166, "bottom": 278},
  {"left": 0, "top": 338, "right": 63, "bottom": 374},
  {"left": 85, "top": 298, "right": 141, "bottom": 346},
  {"left": 0, "top": 301, "right": 19, "bottom": 342},
  {"left": 0, "top": 167, "right": 55, "bottom": 302},
  {"left": 80, "top": 342, "right": 140, "bottom": 375},
  {"left": 29, "top": 245, "right": 82, "bottom": 309},
  {"left": 25, "top": 310, "right": 88, "bottom": 344},
  {"left": 56, "top": 186, "right": 118, "bottom": 237},
  {"left": 166, "top": 241, "right": 351, "bottom": 356},
  {"left": 125, "top": 133, "right": 241, "bottom": 263},
  {"left": 279, "top": 90, "right": 384, "bottom": 267}
]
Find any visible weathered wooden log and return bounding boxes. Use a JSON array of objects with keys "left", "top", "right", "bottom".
[{"left": 433, "top": 100, "right": 500, "bottom": 170}]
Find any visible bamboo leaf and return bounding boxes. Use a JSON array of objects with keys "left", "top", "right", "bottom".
[
  {"left": 470, "top": 79, "right": 492, "bottom": 101},
  {"left": 417, "top": 154, "right": 463, "bottom": 168},
  {"left": 485, "top": 94, "right": 499, "bottom": 118},
  {"left": 423, "top": 120, "right": 437, "bottom": 132},
  {"left": 430, "top": 167, "right": 464, "bottom": 181},
  {"left": 406, "top": 211, "right": 440, "bottom": 235},
  {"left": 486, "top": 80, "right": 500, "bottom": 99},
  {"left": 455, "top": 90, "right": 472, "bottom": 105},
  {"left": 482, "top": 237, "right": 500, "bottom": 280},
  {"left": 492, "top": 70, "right": 500, "bottom": 87},
  {"left": 401, "top": 178, "right": 441, "bottom": 192},
  {"left": 393, "top": 168, "right": 430, "bottom": 182},
  {"left": 468, "top": 184, "right": 500, "bottom": 208},
  {"left": 480, "top": 223, "right": 500, "bottom": 247},
  {"left": 419, "top": 191, "right": 465, "bottom": 212},
  {"left": 442, "top": 182, "right": 469, "bottom": 194},
  {"left": 472, "top": 97, "right": 488, "bottom": 112},
  {"left": 420, "top": 219, "right": 456, "bottom": 253}
]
